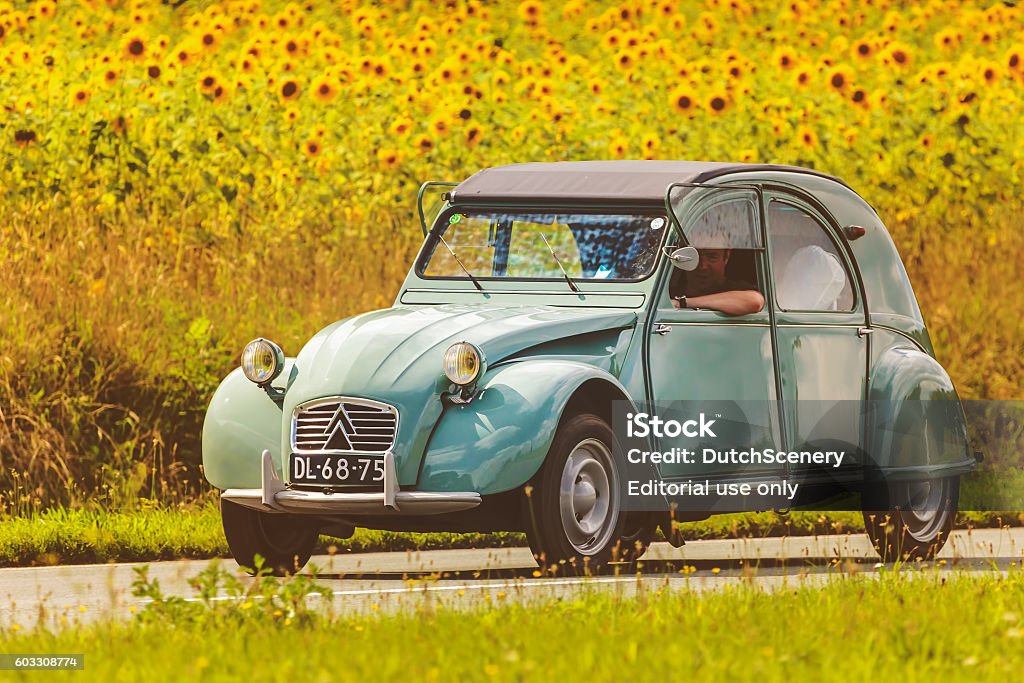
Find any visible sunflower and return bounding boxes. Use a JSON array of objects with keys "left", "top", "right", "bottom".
[
  {"left": 738, "top": 148, "right": 757, "bottom": 163},
  {"left": 517, "top": 1, "right": 542, "bottom": 22},
  {"left": 602, "top": 29, "right": 622, "bottom": 50},
  {"left": 311, "top": 76, "right": 337, "bottom": 103},
  {"left": 792, "top": 68, "right": 812, "bottom": 89},
  {"left": 641, "top": 132, "right": 660, "bottom": 159},
  {"left": 773, "top": 46, "right": 797, "bottom": 70},
  {"left": 302, "top": 139, "right": 322, "bottom": 158},
  {"left": 376, "top": 148, "right": 403, "bottom": 169},
  {"left": 934, "top": 28, "right": 960, "bottom": 51},
  {"left": 197, "top": 72, "right": 218, "bottom": 95},
  {"left": 123, "top": 33, "right": 147, "bottom": 61},
  {"left": 199, "top": 30, "right": 219, "bottom": 52},
  {"left": 146, "top": 65, "right": 161, "bottom": 79},
  {"left": 726, "top": 63, "right": 745, "bottom": 81},
  {"left": 978, "top": 61, "right": 1001, "bottom": 86},
  {"left": 1005, "top": 44, "right": 1023, "bottom": 74},
  {"left": 464, "top": 124, "right": 484, "bottom": 147},
  {"left": 884, "top": 43, "right": 912, "bottom": 69},
  {"left": 390, "top": 117, "right": 413, "bottom": 136},
  {"left": 431, "top": 117, "right": 450, "bottom": 136},
  {"left": 68, "top": 87, "right": 90, "bottom": 108},
  {"left": 668, "top": 85, "right": 698, "bottom": 116},
  {"left": 278, "top": 78, "right": 301, "bottom": 101},
  {"left": 826, "top": 65, "right": 854, "bottom": 93},
  {"left": 850, "top": 87, "right": 869, "bottom": 108},
  {"left": 211, "top": 83, "right": 230, "bottom": 105},
  {"left": 608, "top": 137, "right": 628, "bottom": 158},
  {"left": 36, "top": 0, "right": 55, "bottom": 18},
  {"left": 850, "top": 38, "right": 873, "bottom": 61},
  {"left": 795, "top": 125, "right": 818, "bottom": 149},
  {"left": 706, "top": 92, "right": 730, "bottom": 116},
  {"left": 413, "top": 134, "right": 434, "bottom": 154},
  {"left": 173, "top": 45, "right": 194, "bottom": 67},
  {"left": 614, "top": 49, "right": 637, "bottom": 72}
]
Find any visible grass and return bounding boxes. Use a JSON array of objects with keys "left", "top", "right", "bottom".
[
  {"left": 1, "top": 566, "right": 1022, "bottom": 681},
  {"left": 1, "top": 499, "right": 1020, "bottom": 568}
]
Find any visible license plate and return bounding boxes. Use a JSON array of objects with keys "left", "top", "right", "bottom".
[{"left": 289, "top": 453, "right": 385, "bottom": 486}]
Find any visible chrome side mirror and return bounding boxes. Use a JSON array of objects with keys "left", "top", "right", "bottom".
[{"left": 667, "top": 246, "right": 700, "bottom": 271}]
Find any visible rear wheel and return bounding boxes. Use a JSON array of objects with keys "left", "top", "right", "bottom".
[
  {"left": 862, "top": 476, "right": 959, "bottom": 562},
  {"left": 524, "top": 413, "right": 634, "bottom": 573},
  {"left": 220, "top": 498, "right": 319, "bottom": 576}
]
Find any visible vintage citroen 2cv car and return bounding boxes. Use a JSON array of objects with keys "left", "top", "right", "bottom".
[{"left": 202, "top": 161, "right": 975, "bottom": 574}]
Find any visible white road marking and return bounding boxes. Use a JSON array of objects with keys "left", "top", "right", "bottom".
[{"left": 137, "top": 575, "right": 640, "bottom": 604}]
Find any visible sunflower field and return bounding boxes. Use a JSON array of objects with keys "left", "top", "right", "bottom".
[{"left": 0, "top": 0, "right": 1022, "bottom": 509}]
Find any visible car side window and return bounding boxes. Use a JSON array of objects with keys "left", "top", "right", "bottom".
[
  {"left": 666, "top": 196, "right": 763, "bottom": 303},
  {"left": 767, "top": 201, "right": 855, "bottom": 312}
]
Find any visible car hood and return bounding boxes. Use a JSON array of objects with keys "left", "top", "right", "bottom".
[
  {"left": 289, "top": 303, "right": 637, "bottom": 401},
  {"left": 280, "top": 303, "right": 636, "bottom": 485}
]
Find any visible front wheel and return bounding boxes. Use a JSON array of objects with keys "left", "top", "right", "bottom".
[
  {"left": 862, "top": 476, "right": 959, "bottom": 562},
  {"left": 220, "top": 498, "right": 319, "bottom": 576},
  {"left": 523, "top": 413, "right": 634, "bottom": 573}
]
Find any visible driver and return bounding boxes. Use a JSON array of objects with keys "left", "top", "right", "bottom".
[{"left": 671, "top": 248, "right": 765, "bottom": 316}]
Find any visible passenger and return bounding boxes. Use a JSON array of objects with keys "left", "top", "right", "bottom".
[{"left": 671, "top": 248, "right": 765, "bottom": 316}]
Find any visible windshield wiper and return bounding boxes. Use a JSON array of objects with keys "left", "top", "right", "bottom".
[
  {"left": 539, "top": 233, "right": 580, "bottom": 293},
  {"left": 437, "top": 235, "right": 484, "bottom": 292}
]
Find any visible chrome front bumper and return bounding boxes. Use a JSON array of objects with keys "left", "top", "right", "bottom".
[{"left": 221, "top": 450, "right": 482, "bottom": 516}]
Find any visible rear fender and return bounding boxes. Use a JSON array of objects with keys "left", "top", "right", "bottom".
[{"left": 867, "top": 347, "right": 973, "bottom": 478}]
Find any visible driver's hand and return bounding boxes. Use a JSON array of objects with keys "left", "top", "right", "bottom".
[{"left": 671, "top": 298, "right": 682, "bottom": 309}]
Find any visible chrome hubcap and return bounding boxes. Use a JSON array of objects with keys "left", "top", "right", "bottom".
[
  {"left": 902, "top": 479, "right": 949, "bottom": 541},
  {"left": 558, "top": 438, "right": 619, "bottom": 554}
]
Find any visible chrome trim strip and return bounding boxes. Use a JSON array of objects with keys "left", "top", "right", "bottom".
[
  {"left": 652, "top": 321, "right": 770, "bottom": 327},
  {"left": 404, "top": 288, "right": 644, "bottom": 297},
  {"left": 775, "top": 323, "right": 864, "bottom": 329},
  {"left": 223, "top": 450, "right": 481, "bottom": 516}
]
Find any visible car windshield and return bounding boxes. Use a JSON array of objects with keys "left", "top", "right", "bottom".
[{"left": 419, "top": 209, "right": 666, "bottom": 282}]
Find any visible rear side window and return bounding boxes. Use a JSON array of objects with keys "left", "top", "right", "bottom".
[{"left": 767, "top": 201, "right": 855, "bottom": 312}]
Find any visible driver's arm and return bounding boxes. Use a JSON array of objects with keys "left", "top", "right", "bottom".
[{"left": 673, "top": 290, "right": 765, "bottom": 316}]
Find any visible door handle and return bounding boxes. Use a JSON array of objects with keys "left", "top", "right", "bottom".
[
  {"left": 857, "top": 327, "right": 873, "bottom": 338},
  {"left": 654, "top": 324, "right": 672, "bottom": 335}
]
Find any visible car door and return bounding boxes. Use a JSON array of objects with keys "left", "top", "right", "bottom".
[
  {"left": 645, "top": 187, "right": 784, "bottom": 484},
  {"left": 765, "top": 193, "right": 868, "bottom": 468}
]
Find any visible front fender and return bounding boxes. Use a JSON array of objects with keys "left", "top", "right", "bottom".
[
  {"left": 417, "top": 360, "right": 635, "bottom": 495},
  {"left": 867, "top": 347, "right": 973, "bottom": 478},
  {"left": 201, "top": 361, "right": 295, "bottom": 489}
]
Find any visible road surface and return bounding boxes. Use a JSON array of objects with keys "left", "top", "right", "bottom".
[{"left": 2, "top": 528, "right": 1021, "bottom": 629}]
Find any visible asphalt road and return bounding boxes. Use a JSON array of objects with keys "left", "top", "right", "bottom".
[{"left": 2, "top": 528, "right": 1021, "bottom": 629}]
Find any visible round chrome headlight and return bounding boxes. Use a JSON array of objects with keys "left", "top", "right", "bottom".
[
  {"left": 443, "top": 341, "right": 485, "bottom": 386},
  {"left": 241, "top": 338, "right": 285, "bottom": 385}
]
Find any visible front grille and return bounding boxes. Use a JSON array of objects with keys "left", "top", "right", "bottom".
[{"left": 292, "top": 397, "right": 398, "bottom": 453}]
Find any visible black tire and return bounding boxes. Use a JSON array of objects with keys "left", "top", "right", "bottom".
[
  {"left": 220, "top": 498, "right": 319, "bottom": 576},
  {"left": 616, "top": 512, "right": 658, "bottom": 562},
  {"left": 523, "top": 413, "right": 632, "bottom": 573},
  {"left": 862, "top": 476, "right": 959, "bottom": 562}
]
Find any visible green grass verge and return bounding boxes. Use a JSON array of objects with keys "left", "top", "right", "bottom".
[
  {"left": 2, "top": 569, "right": 1022, "bottom": 681},
  {"left": 1, "top": 503, "right": 1020, "bottom": 568}
]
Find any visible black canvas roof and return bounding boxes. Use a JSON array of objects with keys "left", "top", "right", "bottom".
[{"left": 451, "top": 160, "right": 847, "bottom": 204}]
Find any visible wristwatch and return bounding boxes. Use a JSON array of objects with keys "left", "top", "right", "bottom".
[{"left": 673, "top": 295, "right": 688, "bottom": 308}]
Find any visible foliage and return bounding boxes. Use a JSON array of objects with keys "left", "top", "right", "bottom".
[
  {"left": 0, "top": 0, "right": 1022, "bottom": 506},
  {"left": 3, "top": 569, "right": 1024, "bottom": 680},
  {"left": 1, "top": 501, "right": 1021, "bottom": 567}
]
